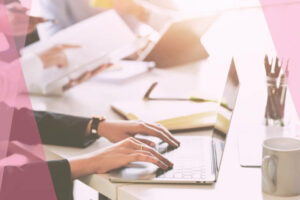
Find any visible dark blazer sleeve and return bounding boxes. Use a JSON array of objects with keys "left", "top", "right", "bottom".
[
  {"left": 34, "top": 110, "right": 97, "bottom": 148},
  {"left": 1, "top": 159, "right": 73, "bottom": 200},
  {"left": 2, "top": 103, "right": 98, "bottom": 199},
  {"left": 9, "top": 104, "right": 98, "bottom": 148},
  {"left": 48, "top": 160, "right": 74, "bottom": 200}
]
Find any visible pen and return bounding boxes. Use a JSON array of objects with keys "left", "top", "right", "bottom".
[
  {"left": 7, "top": 7, "right": 28, "bottom": 14},
  {"left": 189, "top": 96, "right": 229, "bottom": 109},
  {"left": 144, "top": 96, "right": 230, "bottom": 110},
  {"left": 45, "top": 19, "right": 58, "bottom": 24},
  {"left": 7, "top": 8, "right": 57, "bottom": 24},
  {"left": 278, "top": 74, "right": 287, "bottom": 125},
  {"left": 266, "top": 77, "right": 280, "bottom": 120},
  {"left": 143, "top": 82, "right": 230, "bottom": 110}
]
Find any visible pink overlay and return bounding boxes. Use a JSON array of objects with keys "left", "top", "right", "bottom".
[
  {"left": 260, "top": 0, "right": 300, "bottom": 118},
  {"left": 0, "top": 0, "right": 56, "bottom": 199}
]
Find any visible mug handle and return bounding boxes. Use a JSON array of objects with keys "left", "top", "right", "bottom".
[{"left": 262, "top": 155, "right": 277, "bottom": 193}]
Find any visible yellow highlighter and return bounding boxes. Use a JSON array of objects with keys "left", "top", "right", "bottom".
[{"left": 90, "top": 0, "right": 113, "bottom": 9}]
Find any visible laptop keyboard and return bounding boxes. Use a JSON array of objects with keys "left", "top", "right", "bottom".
[{"left": 156, "top": 137, "right": 213, "bottom": 180}]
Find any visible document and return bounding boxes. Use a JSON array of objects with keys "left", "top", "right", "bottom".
[{"left": 23, "top": 10, "right": 146, "bottom": 94}]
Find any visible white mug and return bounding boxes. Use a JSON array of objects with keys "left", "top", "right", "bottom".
[{"left": 262, "top": 137, "right": 300, "bottom": 196}]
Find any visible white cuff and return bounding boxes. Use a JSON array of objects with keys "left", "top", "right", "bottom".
[{"left": 21, "top": 53, "right": 44, "bottom": 94}]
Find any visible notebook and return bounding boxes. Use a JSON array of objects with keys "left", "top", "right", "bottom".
[{"left": 111, "top": 100, "right": 231, "bottom": 132}]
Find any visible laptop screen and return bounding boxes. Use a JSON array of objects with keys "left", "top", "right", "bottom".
[{"left": 212, "top": 59, "right": 240, "bottom": 177}]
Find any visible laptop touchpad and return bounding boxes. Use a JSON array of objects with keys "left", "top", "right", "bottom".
[{"left": 110, "top": 162, "right": 159, "bottom": 180}]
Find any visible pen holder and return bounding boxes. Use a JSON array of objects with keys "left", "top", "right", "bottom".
[{"left": 264, "top": 75, "right": 287, "bottom": 127}]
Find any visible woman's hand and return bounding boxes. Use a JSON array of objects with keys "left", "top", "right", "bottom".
[
  {"left": 38, "top": 44, "right": 80, "bottom": 68},
  {"left": 5, "top": 3, "right": 47, "bottom": 36},
  {"left": 97, "top": 120, "right": 180, "bottom": 148},
  {"left": 62, "top": 64, "right": 112, "bottom": 91},
  {"left": 69, "top": 137, "right": 173, "bottom": 179}
]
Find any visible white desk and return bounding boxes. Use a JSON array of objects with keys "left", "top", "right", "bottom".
[{"left": 30, "top": 8, "right": 300, "bottom": 200}]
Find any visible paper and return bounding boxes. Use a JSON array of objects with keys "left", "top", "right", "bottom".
[
  {"left": 23, "top": 10, "right": 142, "bottom": 94},
  {"left": 96, "top": 60, "right": 155, "bottom": 82}
]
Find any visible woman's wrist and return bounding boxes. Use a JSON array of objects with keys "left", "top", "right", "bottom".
[
  {"left": 85, "top": 119, "right": 92, "bottom": 136},
  {"left": 69, "top": 156, "right": 96, "bottom": 179},
  {"left": 85, "top": 117, "right": 109, "bottom": 138},
  {"left": 85, "top": 119, "right": 104, "bottom": 137},
  {"left": 97, "top": 120, "right": 110, "bottom": 137}
]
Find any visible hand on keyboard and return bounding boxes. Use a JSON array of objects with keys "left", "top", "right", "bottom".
[{"left": 155, "top": 142, "right": 178, "bottom": 154}]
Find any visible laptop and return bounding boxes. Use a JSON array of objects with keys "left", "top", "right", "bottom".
[
  {"left": 109, "top": 59, "right": 240, "bottom": 184},
  {"left": 137, "top": 14, "right": 218, "bottom": 68}
]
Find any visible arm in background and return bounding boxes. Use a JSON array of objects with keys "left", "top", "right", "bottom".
[{"left": 38, "top": 0, "right": 74, "bottom": 39}]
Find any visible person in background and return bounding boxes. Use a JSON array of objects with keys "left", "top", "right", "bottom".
[
  {"left": 37, "top": 0, "right": 176, "bottom": 39},
  {"left": 0, "top": 2, "right": 48, "bottom": 61},
  {"left": 3, "top": 2, "right": 46, "bottom": 36},
  {"left": 2, "top": 2, "right": 108, "bottom": 94},
  {"left": 1, "top": 3, "right": 76, "bottom": 85}
]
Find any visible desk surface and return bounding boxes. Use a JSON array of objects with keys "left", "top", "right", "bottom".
[{"left": 31, "top": 8, "right": 300, "bottom": 200}]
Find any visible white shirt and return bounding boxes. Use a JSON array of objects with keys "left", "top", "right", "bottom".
[
  {"left": 21, "top": 53, "right": 48, "bottom": 94},
  {"left": 37, "top": 0, "right": 175, "bottom": 39},
  {"left": 0, "top": 54, "right": 63, "bottom": 97},
  {"left": 37, "top": 0, "right": 104, "bottom": 40}
]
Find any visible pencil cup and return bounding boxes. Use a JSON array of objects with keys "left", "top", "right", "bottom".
[{"left": 265, "top": 75, "right": 287, "bottom": 127}]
